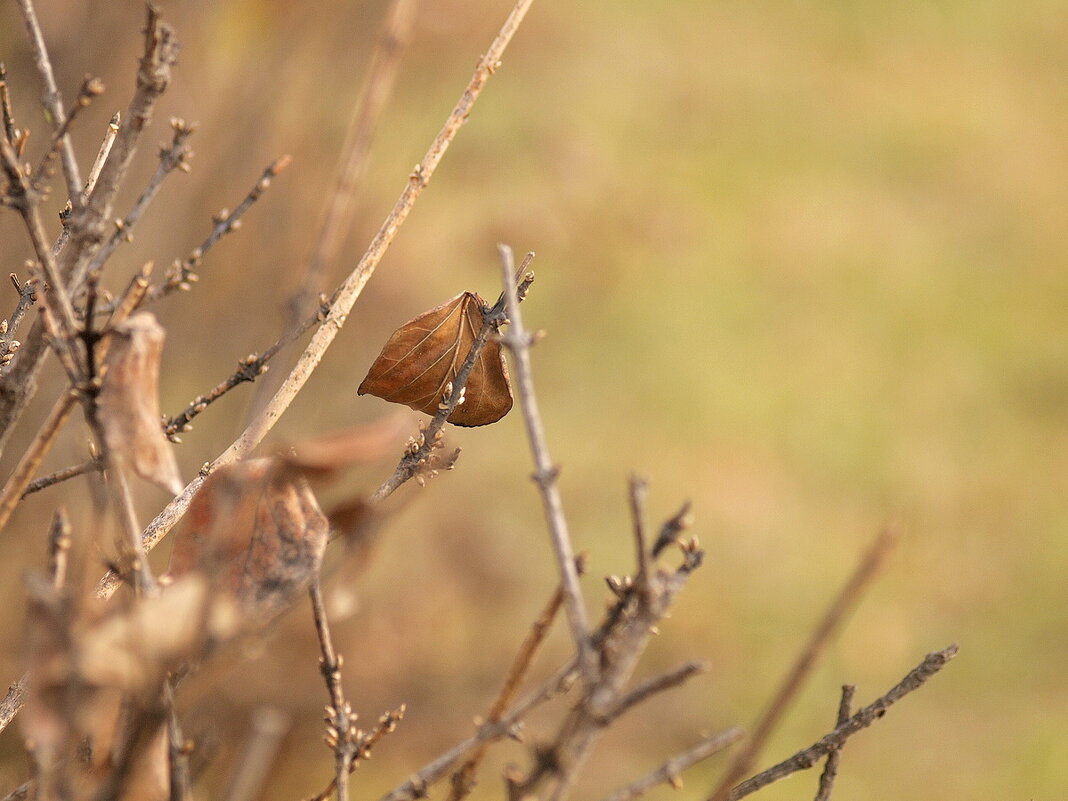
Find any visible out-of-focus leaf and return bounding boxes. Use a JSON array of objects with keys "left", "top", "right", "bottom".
[
  {"left": 168, "top": 459, "right": 329, "bottom": 619},
  {"left": 357, "top": 291, "right": 512, "bottom": 427},
  {"left": 282, "top": 415, "right": 407, "bottom": 478},
  {"left": 98, "top": 312, "right": 183, "bottom": 495},
  {"left": 78, "top": 575, "right": 239, "bottom": 695}
]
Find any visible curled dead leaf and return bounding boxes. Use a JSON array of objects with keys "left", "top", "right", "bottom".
[
  {"left": 357, "top": 292, "right": 512, "bottom": 427},
  {"left": 98, "top": 311, "right": 183, "bottom": 495}
]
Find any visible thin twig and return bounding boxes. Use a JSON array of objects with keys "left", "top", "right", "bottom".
[
  {"left": 164, "top": 679, "right": 191, "bottom": 801},
  {"left": 605, "top": 661, "right": 707, "bottom": 724},
  {"left": 91, "top": 0, "right": 539, "bottom": 604},
  {"left": 448, "top": 564, "right": 578, "bottom": 801},
  {"left": 377, "top": 661, "right": 576, "bottom": 801},
  {"left": 29, "top": 77, "right": 105, "bottom": 194},
  {"left": 727, "top": 645, "right": 959, "bottom": 800},
  {"left": 305, "top": 707, "right": 406, "bottom": 801},
  {"left": 223, "top": 707, "right": 291, "bottom": 801},
  {"left": 82, "top": 111, "right": 120, "bottom": 203},
  {"left": 280, "top": 0, "right": 417, "bottom": 349},
  {"left": 15, "top": 0, "right": 84, "bottom": 209},
  {"left": 21, "top": 457, "right": 102, "bottom": 498},
  {"left": 163, "top": 297, "right": 328, "bottom": 442},
  {"left": 0, "top": 389, "right": 78, "bottom": 535},
  {"left": 813, "top": 685, "right": 854, "bottom": 801},
  {"left": 0, "top": 135, "right": 83, "bottom": 350},
  {"left": 310, "top": 580, "right": 357, "bottom": 801},
  {"left": 497, "top": 242, "right": 595, "bottom": 685},
  {"left": 708, "top": 528, "right": 898, "bottom": 801},
  {"left": 0, "top": 63, "right": 17, "bottom": 145},
  {"left": 628, "top": 474, "right": 653, "bottom": 594},
  {"left": 75, "top": 4, "right": 179, "bottom": 236},
  {"left": 602, "top": 728, "right": 744, "bottom": 801},
  {"left": 46, "top": 507, "right": 71, "bottom": 587},
  {"left": 142, "top": 155, "right": 292, "bottom": 304}
]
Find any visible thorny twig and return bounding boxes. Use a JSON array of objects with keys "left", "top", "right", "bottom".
[
  {"left": 813, "top": 685, "right": 854, "bottom": 801},
  {"left": 497, "top": 242, "right": 595, "bottom": 688},
  {"left": 0, "top": 63, "right": 19, "bottom": 147},
  {"left": 708, "top": 528, "right": 898, "bottom": 801},
  {"left": 602, "top": 728, "right": 744, "bottom": 801},
  {"left": 305, "top": 707, "right": 406, "bottom": 801},
  {"left": 727, "top": 646, "right": 959, "bottom": 800},
  {"left": 81, "top": 111, "right": 120, "bottom": 203}
]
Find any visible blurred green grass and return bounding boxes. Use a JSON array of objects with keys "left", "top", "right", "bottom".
[{"left": 1, "top": 0, "right": 1066, "bottom": 798}]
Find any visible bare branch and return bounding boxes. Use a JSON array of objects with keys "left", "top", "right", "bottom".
[
  {"left": 606, "top": 661, "right": 707, "bottom": 724},
  {"left": 281, "top": 0, "right": 417, "bottom": 342},
  {"left": 163, "top": 296, "right": 327, "bottom": 442},
  {"left": 21, "top": 456, "right": 102, "bottom": 498},
  {"left": 84, "top": 120, "right": 195, "bottom": 283},
  {"left": 603, "top": 728, "right": 744, "bottom": 801},
  {"left": 0, "top": 63, "right": 18, "bottom": 145},
  {"left": 30, "top": 77, "right": 106, "bottom": 192},
  {"left": 448, "top": 561, "right": 580, "bottom": 801},
  {"left": 15, "top": 0, "right": 84, "bottom": 209},
  {"left": 310, "top": 580, "right": 357, "bottom": 801},
  {"left": 377, "top": 662, "right": 576, "bottom": 801},
  {"left": 498, "top": 242, "right": 595, "bottom": 685},
  {"left": 0, "top": 390, "right": 78, "bottom": 536},
  {"left": 143, "top": 155, "right": 292, "bottom": 304},
  {"left": 727, "top": 645, "right": 959, "bottom": 800},
  {"left": 813, "top": 685, "right": 854, "bottom": 801},
  {"left": 223, "top": 707, "right": 291, "bottom": 801},
  {"left": 627, "top": 474, "right": 653, "bottom": 593},
  {"left": 708, "top": 528, "right": 897, "bottom": 801}
]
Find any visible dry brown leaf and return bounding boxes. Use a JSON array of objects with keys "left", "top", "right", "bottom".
[
  {"left": 357, "top": 291, "right": 512, "bottom": 427},
  {"left": 97, "top": 311, "right": 183, "bottom": 495},
  {"left": 168, "top": 459, "right": 329, "bottom": 619}
]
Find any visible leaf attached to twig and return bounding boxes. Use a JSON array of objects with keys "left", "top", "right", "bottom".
[
  {"left": 97, "top": 311, "right": 183, "bottom": 495},
  {"left": 357, "top": 292, "right": 512, "bottom": 427}
]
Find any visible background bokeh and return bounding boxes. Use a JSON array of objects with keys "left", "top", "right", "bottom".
[{"left": 1, "top": 0, "right": 1066, "bottom": 798}]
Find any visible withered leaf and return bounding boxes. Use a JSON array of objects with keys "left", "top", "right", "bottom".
[
  {"left": 98, "top": 311, "right": 183, "bottom": 495},
  {"left": 357, "top": 291, "right": 512, "bottom": 427},
  {"left": 168, "top": 458, "right": 329, "bottom": 620}
]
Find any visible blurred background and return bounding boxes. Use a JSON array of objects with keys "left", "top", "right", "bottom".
[{"left": 1, "top": 0, "right": 1066, "bottom": 798}]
